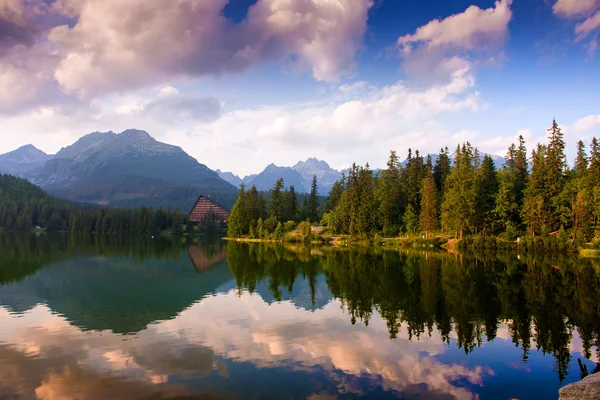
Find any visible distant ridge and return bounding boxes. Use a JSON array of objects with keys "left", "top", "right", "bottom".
[{"left": 0, "top": 129, "right": 238, "bottom": 209}]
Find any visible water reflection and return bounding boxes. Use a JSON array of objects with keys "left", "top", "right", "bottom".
[{"left": 0, "top": 234, "right": 598, "bottom": 399}]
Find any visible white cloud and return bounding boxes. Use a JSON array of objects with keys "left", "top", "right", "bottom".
[
  {"left": 396, "top": 0, "right": 513, "bottom": 79},
  {"left": 573, "top": 114, "right": 600, "bottom": 132},
  {"left": 0, "top": 67, "right": 483, "bottom": 175}
]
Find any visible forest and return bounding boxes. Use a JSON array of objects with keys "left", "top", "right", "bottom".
[
  {"left": 227, "top": 119, "right": 600, "bottom": 245},
  {"left": 0, "top": 174, "right": 196, "bottom": 235}
]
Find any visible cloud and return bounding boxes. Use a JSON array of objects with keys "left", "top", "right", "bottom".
[
  {"left": 396, "top": 0, "right": 513, "bottom": 79},
  {"left": 0, "top": 0, "right": 43, "bottom": 54},
  {"left": 575, "top": 10, "right": 600, "bottom": 40},
  {"left": 573, "top": 114, "right": 600, "bottom": 132},
  {"left": 0, "top": 0, "right": 373, "bottom": 112},
  {"left": 552, "top": 0, "right": 600, "bottom": 49},
  {"left": 0, "top": 293, "right": 489, "bottom": 400},
  {"left": 0, "top": 67, "right": 483, "bottom": 174},
  {"left": 142, "top": 87, "right": 223, "bottom": 123},
  {"left": 552, "top": 0, "right": 600, "bottom": 18},
  {"left": 22, "top": 0, "right": 370, "bottom": 98}
]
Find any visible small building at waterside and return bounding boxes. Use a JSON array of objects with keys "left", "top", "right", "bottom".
[{"left": 189, "top": 195, "right": 230, "bottom": 225}]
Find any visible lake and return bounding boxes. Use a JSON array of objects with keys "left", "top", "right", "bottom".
[{"left": 0, "top": 233, "right": 598, "bottom": 399}]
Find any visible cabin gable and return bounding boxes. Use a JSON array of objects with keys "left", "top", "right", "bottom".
[{"left": 189, "top": 195, "right": 229, "bottom": 224}]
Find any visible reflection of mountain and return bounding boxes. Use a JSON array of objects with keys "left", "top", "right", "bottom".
[
  {"left": 188, "top": 243, "right": 227, "bottom": 273},
  {"left": 0, "top": 247, "right": 235, "bottom": 334}
]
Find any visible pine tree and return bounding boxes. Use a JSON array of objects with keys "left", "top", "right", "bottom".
[
  {"left": 420, "top": 171, "right": 438, "bottom": 238},
  {"left": 494, "top": 169, "right": 519, "bottom": 233},
  {"left": 433, "top": 147, "right": 451, "bottom": 195},
  {"left": 441, "top": 143, "right": 476, "bottom": 239},
  {"left": 575, "top": 140, "right": 589, "bottom": 175},
  {"left": 284, "top": 185, "right": 299, "bottom": 221},
  {"left": 269, "top": 178, "right": 285, "bottom": 222},
  {"left": 307, "top": 175, "right": 319, "bottom": 222},
  {"left": 245, "top": 185, "right": 261, "bottom": 222},
  {"left": 354, "top": 164, "right": 378, "bottom": 237},
  {"left": 522, "top": 144, "right": 551, "bottom": 234},
  {"left": 227, "top": 184, "right": 248, "bottom": 238},
  {"left": 473, "top": 155, "right": 499, "bottom": 234},
  {"left": 403, "top": 204, "right": 419, "bottom": 235},
  {"left": 325, "top": 174, "right": 345, "bottom": 212},
  {"left": 377, "top": 151, "right": 403, "bottom": 233}
]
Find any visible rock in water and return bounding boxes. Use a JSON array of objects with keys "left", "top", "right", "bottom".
[{"left": 559, "top": 373, "right": 600, "bottom": 399}]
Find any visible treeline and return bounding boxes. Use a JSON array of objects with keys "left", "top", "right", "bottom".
[
  {"left": 227, "top": 175, "right": 323, "bottom": 238},
  {"left": 324, "top": 119, "right": 600, "bottom": 241},
  {"left": 0, "top": 174, "right": 191, "bottom": 235}
]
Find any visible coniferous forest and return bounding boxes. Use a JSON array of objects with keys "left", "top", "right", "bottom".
[
  {"left": 0, "top": 174, "right": 193, "bottom": 235},
  {"left": 228, "top": 120, "right": 600, "bottom": 248}
]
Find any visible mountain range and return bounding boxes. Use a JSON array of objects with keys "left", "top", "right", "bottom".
[
  {"left": 217, "top": 157, "right": 343, "bottom": 194},
  {"left": 0, "top": 129, "right": 238, "bottom": 209},
  {"left": 0, "top": 129, "right": 507, "bottom": 209},
  {"left": 216, "top": 154, "right": 506, "bottom": 195}
]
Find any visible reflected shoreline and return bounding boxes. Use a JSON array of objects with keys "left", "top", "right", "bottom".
[{"left": 0, "top": 233, "right": 599, "bottom": 399}]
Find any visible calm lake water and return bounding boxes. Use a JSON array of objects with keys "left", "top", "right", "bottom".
[{"left": 0, "top": 233, "right": 599, "bottom": 400}]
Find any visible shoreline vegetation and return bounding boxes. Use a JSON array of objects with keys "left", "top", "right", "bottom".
[{"left": 226, "top": 119, "right": 600, "bottom": 254}]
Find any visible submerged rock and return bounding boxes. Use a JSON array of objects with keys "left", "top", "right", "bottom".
[{"left": 559, "top": 373, "right": 600, "bottom": 399}]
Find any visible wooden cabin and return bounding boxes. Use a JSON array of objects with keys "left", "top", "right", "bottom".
[{"left": 189, "top": 195, "right": 230, "bottom": 224}]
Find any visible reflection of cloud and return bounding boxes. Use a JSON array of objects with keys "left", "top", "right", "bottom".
[{"left": 0, "top": 292, "right": 489, "bottom": 400}]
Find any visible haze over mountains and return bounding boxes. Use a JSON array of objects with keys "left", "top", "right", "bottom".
[{"left": 0, "top": 129, "right": 507, "bottom": 208}]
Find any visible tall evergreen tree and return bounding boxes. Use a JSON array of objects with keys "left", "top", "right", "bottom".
[
  {"left": 377, "top": 151, "right": 403, "bottom": 233},
  {"left": 269, "top": 178, "right": 285, "bottom": 222},
  {"left": 575, "top": 140, "right": 589, "bottom": 175},
  {"left": 433, "top": 147, "right": 451, "bottom": 194},
  {"left": 473, "top": 155, "right": 499, "bottom": 234},
  {"left": 441, "top": 143, "right": 476, "bottom": 239},
  {"left": 307, "top": 175, "right": 320, "bottom": 222},
  {"left": 325, "top": 174, "right": 346, "bottom": 213},
  {"left": 227, "top": 184, "right": 248, "bottom": 238},
  {"left": 283, "top": 185, "right": 299, "bottom": 221},
  {"left": 420, "top": 170, "right": 438, "bottom": 238}
]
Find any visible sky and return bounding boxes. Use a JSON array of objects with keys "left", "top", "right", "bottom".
[{"left": 0, "top": 0, "right": 599, "bottom": 176}]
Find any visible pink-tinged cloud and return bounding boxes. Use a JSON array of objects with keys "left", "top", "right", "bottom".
[
  {"left": 46, "top": 0, "right": 373, "bottom": 97},
  {"left": 396, "top": 0, "right": 513, "bottom": 79},
  {"left": 575, "top": 10, "right": 600, "bottom": 40},
  {"left": 552, "top": 0, "right": 600, "bottom": 18}
]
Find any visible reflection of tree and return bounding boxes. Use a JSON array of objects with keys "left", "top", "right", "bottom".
[
  {"left": 225, "top": 242, "right": 600, "bottom": 382},
  {"left": 226, "top": 243, "right": 321, "bottom": 305},
  {"left": 0, "top": 233, "right": 189, "bottom": 284}
]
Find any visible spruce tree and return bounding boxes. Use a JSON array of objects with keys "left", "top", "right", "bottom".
[
  {"left": 377, "top": 151, "right": 403, "bottom": 233},
  {"left": 473, "top": 155, "right": 499, "bottom": 234},
  {"left": 284, "top": 185, "right": 299, "bottom": 221},
  {"left": 575, "top": 140, "right": 589, "bottom": 175},
  {"left": 307, "top": 175, "right": 319, "bottom": 222},
  {"left": 441, "top": 143, "right": 476, "bottom": 239},
  {"left": 433, "top": 147, "right": 451, "bottom": 194},
  {"left": 227, "top": 184, "right": 248, "bottom": 238},
  {"left": 420, "top": 171, "right": 438, "bottom": 238},
  {"left": 269, "top": 178, "right": 285, "bottom": 222},
  {"left": 325, "top": 174, "right": 345, "bottom": 212}
]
